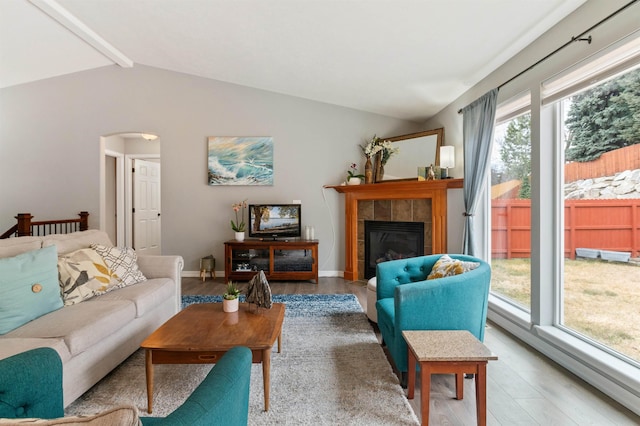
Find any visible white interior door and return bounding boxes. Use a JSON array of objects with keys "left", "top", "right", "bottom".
[{"left": 133, "top": 159, "right": 161, "bottom": 255}]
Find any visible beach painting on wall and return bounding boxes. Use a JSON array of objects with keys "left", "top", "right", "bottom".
[{"left": 207, "top": 136, "right": 274, "bottom": 186}]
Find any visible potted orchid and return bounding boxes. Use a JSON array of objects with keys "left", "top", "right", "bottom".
[
  {"left": 347, "top": 163, "right": 364, "bottom": 185},
  {"left": 231, "top": 199, "right": 247, "bottom": 241}
]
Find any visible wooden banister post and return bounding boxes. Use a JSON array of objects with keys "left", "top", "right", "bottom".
[
  {"left": 79, "top": 211, "right": 89, "bottom": 231},
  {"left": 16, "top": 213, "right": 33, "bottom": 237}
]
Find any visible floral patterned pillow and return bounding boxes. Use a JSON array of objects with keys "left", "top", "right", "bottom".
[
  {"left": 427, "top": 254, "right": 480, "bottom": 280},
  {"left": 58, "top": 248, "right": 120, "bottom": 305}
]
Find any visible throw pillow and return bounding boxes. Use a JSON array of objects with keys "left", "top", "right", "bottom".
[
  {"left": 58, "top": 248, "right": 120, "bottom": 306},
  {"left": 427, "top": 254, "right": 480, "bottom": 280},
  {"left": 90, "top": 245, "right": 146, "bottom": 287},
  {"left": 0, "top": 405, "right": 140, "bottom": 425},
  {"left": 0, "top": 246, "right": 63, "bottom": 335}
]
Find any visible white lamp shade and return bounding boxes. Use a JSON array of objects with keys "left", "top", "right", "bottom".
[{"left": 440, "top": 146, "right": 455, "bottom": 169}]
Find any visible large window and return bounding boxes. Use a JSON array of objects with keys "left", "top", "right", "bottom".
[
  {"left": 553, "top": 67, "right": 640, "bottom": 364},
  {"left": 536, "top": 32, "right": 640, "bottom": 366},
  {"left": 490, "top": 94, "right": 531, "bottom": 312},
  {"left": 483, "top": 21, "right": 640, "bottom": 414}
]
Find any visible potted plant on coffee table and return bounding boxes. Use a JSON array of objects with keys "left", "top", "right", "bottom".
[{"left": 223, "top": 281, "right": 241, "bottom": 312}]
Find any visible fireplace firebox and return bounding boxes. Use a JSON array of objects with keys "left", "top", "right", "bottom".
[{"left": 364, "top": 220, "right": 424, "bottom": 279}]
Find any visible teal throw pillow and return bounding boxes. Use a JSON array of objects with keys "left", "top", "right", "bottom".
[{"left": 0, "top": 245, "right": 63, "bottom": 334}]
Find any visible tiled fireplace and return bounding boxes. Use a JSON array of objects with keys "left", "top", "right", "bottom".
[
  {"left": 329, "top": 178, "right": 462, "bottom": 281},
  {"left": 359, "top": 200, "right": 431, "bottom": 280}
]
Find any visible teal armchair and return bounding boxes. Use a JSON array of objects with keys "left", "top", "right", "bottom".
[
  {"left": 375, "top": 254, "right": 491, "bottom": 378},
  {"left": 0, "top": 348, "right": 64, "bottom": 419},
  {"left": 0, "top": 346, "right": 252, "bottom": 425}
]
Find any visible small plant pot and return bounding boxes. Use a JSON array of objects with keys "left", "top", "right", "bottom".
[
  {"left": 234, "top": 232, "right": 245, "bottom": 242},
  {"left": 223, "top": 298, "right": 239, "bottom": 312},
  {"left": 347, "top": 177, "right": 362, "bottom": 185}
]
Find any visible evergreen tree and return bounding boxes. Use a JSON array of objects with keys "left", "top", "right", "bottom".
[
  {"left": 499, "top": 114, "right": 531, "bottom": 198},
  {"left": 518, "top": 176, "right": 531, "bottom": 199},
  {"left": 565, "top": 68, "right": 640, "bottom": 162}
]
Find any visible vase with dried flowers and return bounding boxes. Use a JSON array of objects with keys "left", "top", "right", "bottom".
[
  {"left": 361, "top": 135, "right": 382, "bottom": 183},
  {"left": 364, "top": 157, "right": 373, "bottom": 184},
  {"left": 361, "top": 135, "right": 399, "bottom": 182},
  {"left": 231, "top": 199, "right": 247, "bottom": 241}
]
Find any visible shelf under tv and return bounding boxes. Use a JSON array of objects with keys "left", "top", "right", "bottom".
[{"left": 224, "top": 239, "right": 319, "bottom": 283}]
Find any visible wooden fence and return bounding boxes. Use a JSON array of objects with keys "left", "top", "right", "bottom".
[
  {"left": 492, "top": 199, "right": 640, "bottom": 259},
  {"left": 565, "top": 144, "right": 640, "bottom": 182}
]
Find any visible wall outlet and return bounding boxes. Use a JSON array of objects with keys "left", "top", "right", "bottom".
[{"left": 293, "top": 199, "right": 301, "bottom": 204}]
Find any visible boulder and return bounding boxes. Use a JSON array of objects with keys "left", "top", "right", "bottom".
[{"left": 614, "top": 181, "right": 636, "bottom": 195}]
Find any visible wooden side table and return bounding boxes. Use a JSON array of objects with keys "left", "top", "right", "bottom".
[{"left": 402, "top": 330, "right": 498, "bottom": 426}]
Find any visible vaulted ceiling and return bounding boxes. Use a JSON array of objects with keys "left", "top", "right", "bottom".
[{"left": 1, "top": 0, "right": 587, "bottom": 121}]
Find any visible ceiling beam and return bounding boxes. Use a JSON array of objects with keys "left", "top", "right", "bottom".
[{"left": 29, "top": 0, "right": 133, "bottom": 68}]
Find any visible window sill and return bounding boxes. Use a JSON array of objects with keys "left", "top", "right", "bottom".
[
  {"left": 535, "top": 325, "right": 640, "bottom": 391},
  {"left": 488, "top": 296, "right": 640, "bottom": 416},
  {"left": 488, "top": 293, "right": 532, "bottom": 329}
]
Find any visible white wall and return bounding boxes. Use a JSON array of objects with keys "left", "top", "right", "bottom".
[{"left": 0, "top": 64, "right": 421, "bottom": 273}]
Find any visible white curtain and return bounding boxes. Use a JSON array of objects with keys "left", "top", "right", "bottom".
[{"left": 462, "top": 89, "right": 498, "bottom": 256}]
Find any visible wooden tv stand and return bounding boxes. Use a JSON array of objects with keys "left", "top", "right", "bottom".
[{"left": 224, "top": 239, "right": 318, "bottom": 283}]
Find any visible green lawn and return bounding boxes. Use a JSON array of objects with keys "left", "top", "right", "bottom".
[{"left": 491, "top": 258, "right": 640, "bottom": 363}]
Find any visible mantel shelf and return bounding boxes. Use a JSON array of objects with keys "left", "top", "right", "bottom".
[
  {"left": 327, "top": 178, "right": 463, "bottom": 281},
  {"left": 325, "top": 178, "right": 463, "bottom": 196}
]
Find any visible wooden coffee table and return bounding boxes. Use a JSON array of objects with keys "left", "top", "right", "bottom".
[{"left": 141, "top": 302, "right": 285, "bottom": 413}]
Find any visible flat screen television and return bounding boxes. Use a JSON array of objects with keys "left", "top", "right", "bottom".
[{"left": 248, "top": 204, "right": 302, "bottom": 239}]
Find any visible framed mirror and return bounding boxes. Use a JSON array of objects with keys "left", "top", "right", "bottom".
[{"left": 381, "top": 128, "right": 444, "bottom": 181}]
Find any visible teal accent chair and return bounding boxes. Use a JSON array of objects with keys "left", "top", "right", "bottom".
[
  {"left": 0, "top": 346, "right": 252, "bottom": 425},
  {"left": 375, "top": 254, "right": 491, "bottom": 379},
  {"left": 0, "top": 347, "right": 64, "bottom": 419}
]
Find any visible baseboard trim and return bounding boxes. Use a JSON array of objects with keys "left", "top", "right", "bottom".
[{"left": 181, "top": 270, "right": 220, "bottom": 278}]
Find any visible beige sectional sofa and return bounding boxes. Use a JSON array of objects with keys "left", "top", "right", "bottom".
[{"left": 0, "top": 230, "right": 183, "bottom": 407}]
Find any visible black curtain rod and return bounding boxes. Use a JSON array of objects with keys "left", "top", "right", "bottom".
[{"left": 457, "top": 0, "right": 639, "bottom": 114}]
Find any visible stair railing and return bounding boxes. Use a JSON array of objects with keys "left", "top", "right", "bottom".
[{"left": 0, "top": 211, "right": 89, "bottom": 239}]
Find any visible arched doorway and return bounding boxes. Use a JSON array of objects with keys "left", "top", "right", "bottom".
[{"left": 100, "top": 132, "right": 161, "bottom": 254}]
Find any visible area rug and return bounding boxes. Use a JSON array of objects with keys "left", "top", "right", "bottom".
[{"left": 66, "top": 294, "right": 419, "bottom": 425}]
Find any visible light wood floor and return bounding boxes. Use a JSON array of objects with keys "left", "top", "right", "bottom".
[{"left": 183, "top": 276, "right": 640, "bottom": 425}]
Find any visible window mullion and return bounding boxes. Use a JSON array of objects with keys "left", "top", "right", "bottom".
[{"left": 532, "top": 91, "right": 556, "bottom": 327}]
